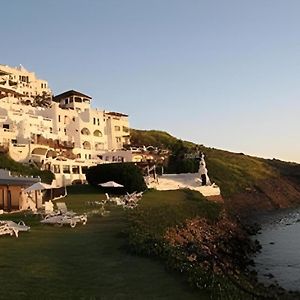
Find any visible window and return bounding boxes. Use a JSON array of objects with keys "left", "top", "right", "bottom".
[
  {"left": 53, "top": 165, "right": 60, "bottom": 174},
  {"left": 50, "top": 127, "right": 53, "bottom": 133},
  {"left": 116, "top": 137, "right": 121, "bottom": 143},
  {"left": 75, "top": 97, "right": 82, "bottom": 103},
  {"left": 82, "top": 166, "right": 88, "bottom": 174},
  {"left": 63, "top": 165, "right": 70, "bottom": 174},
  {"left": 93, "top": 118, "right": 96, "bottom": 125},
  {"left": 93, "top": 130, "right": 102, "bottom": 137},
  {"left": 83, "top": 141, "right": 91, "bottom": 150},
  {"left": 123, "top": 126, "right": 129, "bottom": 133},
  {"left": 64, "top": 116, "right": 70, "bottom": 125},
  {"left": 58, "top": 115, "right": 61, "bottom": 122},
  {"left": 72, "top": 166, "right": 80, "bottom": 174},
  {"left": 77, "top": 153, "right": 81, "bottom": 159},
  {"left": 97, "top": 118, "right": 100, "bottom": 126},
  {"left": 81, "top": 128, "right": 90, "bottom": 135},
  {"left": 3, "top": 124, "right": 9, "bottom": 129},
  {"left": 114, "top": 126, "right": 121, "bottom": 131}
]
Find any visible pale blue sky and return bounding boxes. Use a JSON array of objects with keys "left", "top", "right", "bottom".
[{"left": 1, "top": 0, "right": 299, "bottom": 162}]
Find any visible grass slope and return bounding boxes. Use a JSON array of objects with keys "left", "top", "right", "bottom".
[
  {"left": 131, "top": 129, "right": 195, "bottom": 149},
  {"left": 126, "top": 189, "right": 221, "bottom": 255},
  {"left": 131, "top": 129, "right": 298, "bottom": 198}
]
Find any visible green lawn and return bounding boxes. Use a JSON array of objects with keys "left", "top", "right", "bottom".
[{"left": 0, "top": 186, "right": 208, "bottom": 300}]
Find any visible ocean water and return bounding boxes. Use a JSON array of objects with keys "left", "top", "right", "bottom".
[{"left": 254, "top": 209, "right": 300, "bottom": 291}]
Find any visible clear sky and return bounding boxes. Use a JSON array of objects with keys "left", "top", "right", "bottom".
[{"left": 1, "top": 0, "right": 299, "bottom": 162}]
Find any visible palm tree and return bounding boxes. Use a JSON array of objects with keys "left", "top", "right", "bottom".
[{"left": 32, "top": 91, "right": 52, "bottom": 108}]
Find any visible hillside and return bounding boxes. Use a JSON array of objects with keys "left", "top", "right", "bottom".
[
  {"left": 0, "top": 153, "right": 54, "bottom": 184},
  {"left": 130, "top": 129, "right": 196, "bottom": 149},
  {"left": 131, "top": 129, "right": 300, "bottom": 215}
]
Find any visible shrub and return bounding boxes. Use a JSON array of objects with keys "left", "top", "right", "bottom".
[{"left": 86, "top": 163, "right": 147, "bottom": 193}]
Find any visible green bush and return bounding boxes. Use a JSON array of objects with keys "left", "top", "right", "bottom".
[{"left": 86, "top": 162, "right": 147, "bottom": 193}]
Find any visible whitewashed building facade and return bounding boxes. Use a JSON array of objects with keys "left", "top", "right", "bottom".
[{"left": 0, "top": 65, "right": 132, "bottom": 186}]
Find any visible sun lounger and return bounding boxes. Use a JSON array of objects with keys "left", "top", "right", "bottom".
[
  {"left": 56, "top": 202, "right": 76, "bottom": 216},
  {"left": 41, "top": 201, "right": 87, "bottom": 228},
  {"left": 105, "top": 191, "right": 143, "bottom": 209},
  {"left": 0, "top": 220, "right": 30, "bottom": 238},
  {"left": 0, "top": 223, "right": 14, "bottom": 237},
  {"left": 41, "top": 214, "right": 87, "bottom": 228}
]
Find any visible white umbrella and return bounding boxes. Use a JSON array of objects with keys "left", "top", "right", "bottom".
[
  {"left": 24, "top": 182, "right": 53, "bottom": 193},
  {"left": 99, "top": 181, "right": 124, "bottom": 188}
]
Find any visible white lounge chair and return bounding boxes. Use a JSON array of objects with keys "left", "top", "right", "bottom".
[
  {"left": 0, "top": 223, "right": 14, "bottom": 237},
  {"left": 56, "top": 202, "right": 76, "bottom": 216},
  {"left": 41, "top": 214, "right": 87, "bottom": 228},
  {"left": 41, "top": 202, "right": 87, "bottom": 228},
  {"left": 0, "top": 220, "right": 30, "bottom": 238}
]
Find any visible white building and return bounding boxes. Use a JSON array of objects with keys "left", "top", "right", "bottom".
[
  {"left": 0, "top": 66, "right": 131, "bottom": 187},
  {"left": 0, "top": 64, "right": 51, "bottom": 98}
]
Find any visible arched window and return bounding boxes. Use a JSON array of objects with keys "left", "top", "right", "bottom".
[
  {"left": 83, "top": 141, "right": 91, "bottom": 150},
  {"left": 93, "top": 130, "right": 103, "bottom": 137},
  {"left": 81, "top": 128, "right": 90, "bottom": 135}
]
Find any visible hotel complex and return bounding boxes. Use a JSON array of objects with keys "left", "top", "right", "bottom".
[{"left": 0, "top": 64, "right": 133, "bottom": 186}]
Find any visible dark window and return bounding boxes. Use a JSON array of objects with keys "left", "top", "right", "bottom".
[
  {"left": 82, "top": 166, "right": 88, "bottom": 174},
  {"left": 72, "top": 166, "right": 80, "bottom": 174},
  {"left": 53, "top": 165, "right": 60, "bottom": 174},
  {"left": 63, "top": 165, "right": 70, "bottom": 174}
]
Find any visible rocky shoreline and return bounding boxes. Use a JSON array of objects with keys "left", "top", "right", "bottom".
[{"left": 125, "top": 189, "right": 300, "bottom": 299}]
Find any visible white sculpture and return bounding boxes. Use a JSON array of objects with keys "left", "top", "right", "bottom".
[{"left": 198, "top": 153, "right": 211, "bottom": 186}]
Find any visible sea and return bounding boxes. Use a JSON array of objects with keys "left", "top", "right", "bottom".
[{"left": 253, "top": 207, "right": 300, "bottom": 291}]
